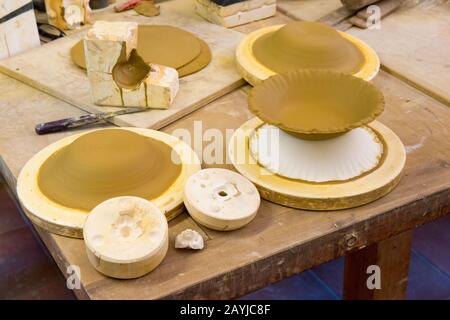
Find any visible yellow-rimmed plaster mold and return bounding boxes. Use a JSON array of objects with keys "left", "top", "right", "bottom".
[
  {"left": 253, "top": 21, "right": 364, "bottom": 75},
  {"left": 249, "top": 124, "right": 384, "bottom": 183},
  {"left": 236, "top": 23, "right": 380, "bottom": 86},
  {"left": 229, "top": 117, "right": 406, "bottom": 210},
  {"left": 16, "top": 128, "right": 201, "bottom": 238}
]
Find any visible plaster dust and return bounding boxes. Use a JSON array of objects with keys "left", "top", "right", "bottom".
[
  {"left": 70, "top": 25, "right": 211, "bottom": 77},
  {"left": 248, "top": 70, "right": 384, "bottom": 137},
  {"left": 112, "top": 49, "right": 151, "bottom": 89},
  {"left": 252, "top": 21, "right": 365, "bottom": 74},
  {"left": 37, "top": 129, "right": 182, "bottom": 211}
]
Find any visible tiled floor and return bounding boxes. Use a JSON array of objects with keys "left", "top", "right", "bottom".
[
  {"left": 0, "top": 176, "right": 75, "bottom": 300},
  {"left": 244, "top": 216, "right": 450, "bottom": 300},
  {"left": 0, "top": 175, "right": 449, "bottom": 300}
]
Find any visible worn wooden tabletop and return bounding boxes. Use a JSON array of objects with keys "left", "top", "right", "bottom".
[{"left": 0, "top": 0, "right": 449, "bottom": 299}]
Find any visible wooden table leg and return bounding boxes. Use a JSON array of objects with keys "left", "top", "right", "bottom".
[{"left": 343, "top": 230, "right": 413, "bottom": 300}]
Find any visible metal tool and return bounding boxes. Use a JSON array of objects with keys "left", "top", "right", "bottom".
[{"left": 35, "top": 107, "right": 148, "bottom": 135}]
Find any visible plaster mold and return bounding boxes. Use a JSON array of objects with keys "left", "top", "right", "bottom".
[
  {"left": 71, "top": 25, "right": 211, "bottom": 78},
  {"left": 16, "top": 128, "right": 201, "bottom": 238},
  {"left": 84, "top": 196, "right": 168, "bottom": 279},
  {"left": 249, "top": 124, "right": 384, "bottom": 182},
  {"left": 184, "top": 168, "right": 260, "bottom": 231},
  {"left": 196, "top": 0, "right": 276, "bottom": 28},
  {"left": 84, "top": 21, "right": 179, "bottom": 108},
  {"left": 236, "top": 23, "right": 380, "bottom": 85}
]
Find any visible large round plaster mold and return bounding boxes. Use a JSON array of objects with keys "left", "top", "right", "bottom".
[
  {"left": 236, "top": 24, "right": 380, "bottom": 86},
  {"left": 229, "top": 117, "right": 406, "bottom": 210},
  {"left": 249, "top": 124, "right": 384, "bottom": 183},
  {"left": 16, "top": 128, "right": 201, "bottom": 238}
]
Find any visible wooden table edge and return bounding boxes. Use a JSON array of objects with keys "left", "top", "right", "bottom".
[{"left": 84, "top": 187, "right": 449, "bottom": 299}]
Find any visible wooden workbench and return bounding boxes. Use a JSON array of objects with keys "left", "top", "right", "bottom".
[{"left": 0, "top": 0, "right": 449, "bottom": 300}]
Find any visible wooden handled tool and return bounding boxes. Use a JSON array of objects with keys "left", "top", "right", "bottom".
[{"left": 35, "top": 107, "right": 148, "bottom": 135}]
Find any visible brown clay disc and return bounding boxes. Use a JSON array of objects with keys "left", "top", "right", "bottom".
[
  {"left": 137, "top": 25, "right": 202, "bottom": 69},
  {"left": 38, "top": 129, "right": 182, "bottom": 212},
  {"left": 252, "top": 21, "right": 364, "bottom": 74},
  {"left": 177, "top": 37, "right": 211, "bottom": 77},
  {"left": 70, "top": 25, "right": 210, "bottom": 76}
]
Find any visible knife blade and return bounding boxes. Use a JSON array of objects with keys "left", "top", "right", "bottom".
[{"left": 35, "top": 107, "right": 148, "bottom": 135}]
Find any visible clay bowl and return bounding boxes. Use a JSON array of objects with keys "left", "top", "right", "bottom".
[{"left": 248, "top": 70, "right": 385, "bottom": 139}]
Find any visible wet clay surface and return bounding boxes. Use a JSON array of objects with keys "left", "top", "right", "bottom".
[
  {"left": 38, "top": 129, "right": 181, "bottom": 211},
  {"left": 112, "top": 49, "right": 151, "bottom": 89},
  {"left": 137, "top": 25, "right": 201, "bottom": 69},
  {"left": 252, "top": 21, "right": 364, "bottom": 74},
  {"left": 177, "top": 37, "right": 212, "bottom": 77},
  {"left": 71, "top": 25, "right": 211, "bottom": 77},
  {"left": 134, "top": 1, "right": 160, "bottom": 17},
  {"left": 248, "top": 70, "right": 384, "bottom": 136}
]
